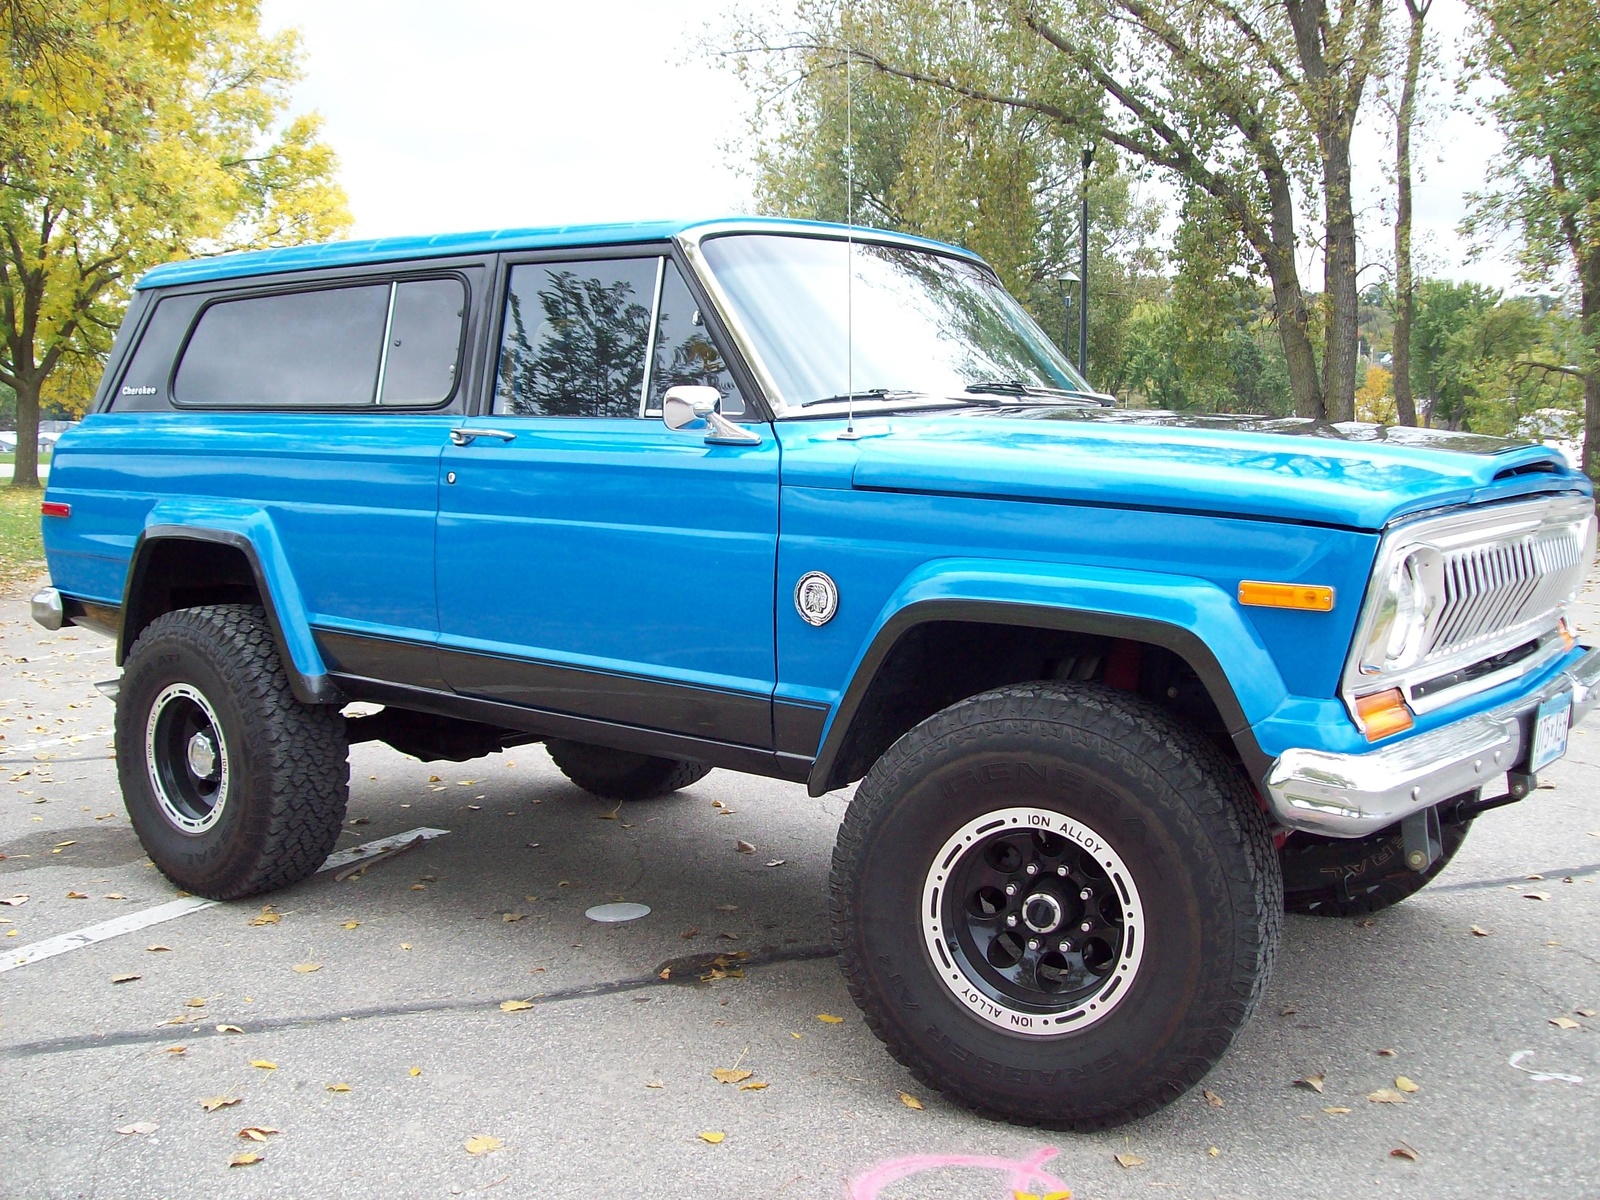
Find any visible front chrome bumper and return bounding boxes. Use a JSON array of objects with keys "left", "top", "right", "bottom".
[{"left": 1266, "top": 647, "right": 1600, "bottom": 836}]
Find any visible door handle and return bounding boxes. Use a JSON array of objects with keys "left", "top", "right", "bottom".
[{"left": 450, "top": 428, "right": 517, "bottom": 446}]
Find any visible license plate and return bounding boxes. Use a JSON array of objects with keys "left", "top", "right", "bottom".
[{"left": 1530, "top": 692, "right": 1572, "bottom": 772}]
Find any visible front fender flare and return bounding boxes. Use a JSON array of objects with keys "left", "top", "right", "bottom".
[
  {"left": 119, "top": 508, "right": 338, "bottom": 705},
  {"left": 806, "top": 559, "right": 1288, "bottom": 796}
]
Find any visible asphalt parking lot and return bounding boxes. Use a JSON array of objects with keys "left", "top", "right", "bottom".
[{"left": 2, "top": 574, "right": 1597, "bottom": 1200}]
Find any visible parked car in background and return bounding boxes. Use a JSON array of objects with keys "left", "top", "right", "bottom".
[{"left": 32, "top": 217, "right": 1598, "bottom": 1129}]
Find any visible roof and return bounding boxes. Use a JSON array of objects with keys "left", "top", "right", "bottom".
[{"left": 134, "top": 217, "right": 984, "bottom": 290}]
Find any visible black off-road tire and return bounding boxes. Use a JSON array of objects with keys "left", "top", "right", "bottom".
[
  {"left": 1281, "top": 815, "right": 1472, "bottom": 917},
  {"left": 545, "top": 739, "right": 711, "bottom": 801},
  {"left": 830, "top": 682, "right": 1281, "bottom": 1130},
  {"left": 116, "top": 604, "right": 348, "bottom": 900}
]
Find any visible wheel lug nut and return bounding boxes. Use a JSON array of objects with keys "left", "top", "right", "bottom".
[
  {"left": 1079, "top": 887, "right": 1093, "bottom": 901},
  {"left": 1025, "top": 863, "right": 1038, "bottom": 876},
  {"left": 1004, "top": 883, "right": 1018, "bottom": 896},
  {"left": 1027, "top": 938, "right": 1040, "bottom": 951},
  {"left": 1056, "top": 865, "right": 1068, "bottom": 876},
  {"left": 1080, "top": 920, "right": 1092, "bottom": 932},
  {"left": 1057, "top": 940, "right": 1072, "bottom": 953},
  {"left": 1006, "top": 914, "right": 1018, "bottom": 927}
]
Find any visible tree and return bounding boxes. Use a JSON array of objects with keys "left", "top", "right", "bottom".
[
  {"left": 724, "top": 0, "right": 1387, "bottom": 422},
  {"left": 0, "top": 2, "right": 350, "bottom": 488},
  {"left": 1391, "top": 0, "right": 1433, "bottom": 427},
  {"left": 1467, "top": 0, "right": 1600, "bottom": 478}
]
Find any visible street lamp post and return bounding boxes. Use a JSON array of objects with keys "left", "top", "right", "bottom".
[
  {"left": 1056, "top": 272, "right": 1079, "bottom": 365},
  {"left": 1079, "top": 145, "right": 1092, "bottom": 378}
]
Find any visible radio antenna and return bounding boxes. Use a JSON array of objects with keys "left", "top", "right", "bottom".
[{"left": 842, "top": 8, "right": 858, "bottom": 440}]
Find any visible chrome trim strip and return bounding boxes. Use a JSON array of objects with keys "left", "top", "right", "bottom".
[
  {"left": 30, "top": 587, "right": 63, "bottom": 631},
  {"left": 638, "top": 256, "right": 665, "bottom": 418},
  {"left": 372, "top": 281, "right": 397, "bottom": 405},
  {"left": 1269, "top": 647, "right": 1600, "bottom": 836}
]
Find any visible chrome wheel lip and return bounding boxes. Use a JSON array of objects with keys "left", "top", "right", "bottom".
[
  {"left": 145, "top": 683, "right": 229, "bottom": 835},
  {"left": 921, "top": 805, "right": 1145, "bottom": 1036}
]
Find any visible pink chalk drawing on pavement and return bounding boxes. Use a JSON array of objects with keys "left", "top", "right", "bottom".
[{"left": 848, "top": 1145, "right": 1072, "bottom": 1199}]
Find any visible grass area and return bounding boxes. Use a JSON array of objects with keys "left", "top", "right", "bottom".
[{"left": 0, "top": 485, "right": 46, "bottom": 588}]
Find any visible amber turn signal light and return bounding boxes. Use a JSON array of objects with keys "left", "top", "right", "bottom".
[
  {"left": 1237, "top": 581, "right": 1335, "bottom": 612},
  {"left": 1354, "top": 688, "right": 1414, "bottom": 742}
]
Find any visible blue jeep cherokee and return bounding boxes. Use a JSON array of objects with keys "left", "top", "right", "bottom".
[{"left": 32, "top": 217, "right": 1598, "bottom": 1128}]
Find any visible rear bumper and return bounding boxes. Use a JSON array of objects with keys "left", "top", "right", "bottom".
[
  {"left": 30, "top": 587, "right": 63, "bottom": 631},
  {"left": 1265, "top": 647, "right": 1600, "bottom": 836}
]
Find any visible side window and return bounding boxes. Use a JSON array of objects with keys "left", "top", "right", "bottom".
[
  {"left": 112, "top": 293, "right": 207, "bottom": 410},
  {"left": 175, "top": 285, "right": 390, "bottom": 407},
  {"left": 379, "top": 278, "right": 467, "bottom": 405},
  {"left": 647, "top": 263, "right": 743, "bottom": 417},
  {"left": 494, "top": 258, "right": 657, "bottom": 417}
]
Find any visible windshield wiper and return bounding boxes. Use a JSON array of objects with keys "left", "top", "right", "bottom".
[
  {"left": 799, "top": 387, "right": 926, "bottom": 408},
  {"left": 964, "top": 379, "right": 1110, "bottom": 405}
]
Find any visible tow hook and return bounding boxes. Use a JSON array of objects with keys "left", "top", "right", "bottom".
[{"left": 1400, "top": 805, "right": 1443, "bottom": 873}]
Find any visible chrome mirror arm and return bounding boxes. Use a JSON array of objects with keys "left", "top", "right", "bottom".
[{"left": 662, "top": 385, "right": 760, "bottom": 446}]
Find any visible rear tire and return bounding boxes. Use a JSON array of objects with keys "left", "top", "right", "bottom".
[
  {"left": 116, "top": 604, "right": 348, "bottom": 900},
  {"left": 1281, "top": 814, "right": 1472, "bottom": 917},
  {"left": 830, "top": 682, "right": 1280, "bottom": 1129},
  {"left": 545, "top": 738, "right": 711, "bottom": 801}
]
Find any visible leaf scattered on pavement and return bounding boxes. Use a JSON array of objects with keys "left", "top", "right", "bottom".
[
  {"left": 1114, "top": 1152, "right": 1144, "bottom": 1168},
  {"left": 1323, "top": 1106, "right": 1352, "bottom": 1115},
  {"left": 735, "top": 840, "right": 756, "bottom": 853},
  {"left": 248, "top": 906, "right": 281, "bottom": 926},
  {"left": 227, "top": 1152, "right": 262, "bottom": 1167},
  {"left": 739, "top": 1081, "right": 768, "bottom": 1091},
  {"left": 110, "top": 973, "right": 140, "bottom": 984},
  {"left": 0, "top": 896, "right": 28, "bottom": 907},
  {"left": 501, "top": 912, "right": 523, "bottom": 922},
  {"left": 165, "top": 1045, "right": 187, "bottom": 1055},
  {"left": 1390, "top": 1143, "right": 1420, "bottom": 1163},
  {"left": 250, "top": 1060, "right": 276, "bottom": 1070},
  {"left": 645, "top": 1080, "right": 664, "bottom": 1089},
  {"left": 341, "top": 921, "right": 359, "bottom": 930},
  {"left": 816, "top": 1013, "right": 844, "bottom": 1024},
  {"left": 1208, "top": 1146, "right": 1220, "bottom": 1158},
  {"left": 712, "top": 1067, "right": 753, "bottom": 1085},
  {"left": 1202, "top": 1089, "right": 1224, "bottom": 1107},
  {"left": 291, "top": 962, "right": 321, "bottom": 973},
  {"left": 409, "top": 1067, "right": 421, "bottom": 1077},
  {"left": 325, "top": 1083, "right": 351, "bottom": 1092},
  {"left": 237, "top": 1126, "right": 280, "bottom": 1142},
  {"left": 766, "top": 859, "right": 786, "bottom": 867},
  {"left": 1293, "top": 1074, "right": 1326, "bottom": 1094},
  {"left": 1367, "top": 1088, "right": 1408, "bottom": 1104},
  {"left": 215, "top": 1024, "right": 243, "bottom": 1034},
  {"left": 1577, "top": 1008, "right": 1597, "bottom": 1018},
  {"left": 65, "top": 891, "right": 87, "bottom": 899},
  {"left": 1523, "top": 891, "right": 1551, "bottom": 901},
  {"left": 1394, "top": 1076, "right": 1419, "bottom": 1093},
  {"left": 116, "top": 1122, "right": 158, "bottom": 1135},
  {"left": 1376, "top": 1048, "right": 1397, "bottom": 1057},
  {"left": 200, "top": 1095, "right": 242, "bottom": 1112},
  {"left": 500, "top": 999, "right": 534, "bottom": 1012},
  {"left": 898, "top": 1092, "right": 923, "bottom": 1110},
  {"left": 1550, "top": 1016, "right": 1580, "bottom": 1030},
  {"left": 1471, "top": 925, "right": 1492, "bottom": 937},
  {"left": 464, "top": 1135, "right": 502, "bottom": 1155},
  {"left": 103, "top": 893, "right": 126, "bottom": 900},
  {"left": 146, "top": 944, "right": 171, "bottom": 952},
  {"left": 698, "top": 1131, "right": 725, "bottom": 1144}
]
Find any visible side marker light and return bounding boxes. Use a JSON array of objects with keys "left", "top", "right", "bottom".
[
  {"left": 1238, "top": 581, "right": 1334, "bottom": 612},
  {"left": 40, "top": 501, "right": 70, "bottom": 519}
]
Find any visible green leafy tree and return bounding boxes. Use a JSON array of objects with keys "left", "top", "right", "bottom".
[
  {"left": 0, "top": 1, "right": 350, "bottom": 488},
  {"left": 1466, "top": 0, "right": 1600, "bottom": 476}
]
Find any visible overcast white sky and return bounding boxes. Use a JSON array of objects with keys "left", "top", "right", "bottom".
[{"left": 258, "top": 0, "right": 1525, "bottom": 291}]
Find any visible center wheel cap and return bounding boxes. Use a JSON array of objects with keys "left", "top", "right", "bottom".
[
  {"left": 187, "top": 732, "right": 218, "bottom": 779},
  {"left": 1022, "top": 892, "right": 1064, "bottom": 934}
]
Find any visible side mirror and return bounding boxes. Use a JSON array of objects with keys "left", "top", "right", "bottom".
[
  {"left": 661, "top": 384, "right": 761, "bottom": 446},
  {"left": 662, "top": 385, "right": 721, "bottom": 431}
]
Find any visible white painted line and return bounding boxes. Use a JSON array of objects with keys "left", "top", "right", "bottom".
[
  {"left": 0, "top": 897, "right": 216, "bottom": 973},
  {"left": 0, "top": 827, "right": 451, "bottom": 975},
  {"left": 0, "top": 731, "right": 114, "bottom": 760}
]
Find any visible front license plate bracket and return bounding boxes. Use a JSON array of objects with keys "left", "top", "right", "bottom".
[{"left": 1529, "top": 691, "right": 1572, "bottom": 773}]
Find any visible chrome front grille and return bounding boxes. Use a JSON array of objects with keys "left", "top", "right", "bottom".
[{"left": 1427, "top": 521, "right": 1589, "bottom": 658}]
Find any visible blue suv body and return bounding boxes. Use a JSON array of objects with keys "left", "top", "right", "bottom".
[{"left": 34, "top": 217, "right": 1599, "bottom": 1128}]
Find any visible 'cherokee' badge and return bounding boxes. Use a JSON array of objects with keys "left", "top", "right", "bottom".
[{"left": 794, "top": 571, "right": 839, "bottom": 626}]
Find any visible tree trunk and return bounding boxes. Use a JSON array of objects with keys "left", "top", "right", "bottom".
[
  {"left": 1269, "top": 272, "right": 1326, "bottom": 419},
  {"left": 1321, "top": 130, "right": 1360, "bottom": 423},
  {"left": 10, "top": 376, "right": 41, "bottom": 489},
  {"left": 1581, "top": 256, "right": 1600, "bottom": 482},
  {"left": 1392, "top": 1, "right": 1428, "bottom": 427}
]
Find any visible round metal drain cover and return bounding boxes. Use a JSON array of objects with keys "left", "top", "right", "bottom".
[{"left": 584, "top": 902, "right": 651, "bottom": 923}]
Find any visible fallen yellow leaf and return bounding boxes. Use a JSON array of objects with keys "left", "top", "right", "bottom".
[
  {"left": 65, "top": 891, "right": 87, "bottom": 899},
  {"left": 816, "top": 1013, "right": 844, "bottom": 1024},
  {"left": 1577, "top": 1008, "right": 1598, "bottom": 1018},
  {"left": 341, "top": 921, "right": 360, "bottom": 930},
  {"left": 237, "top": 1126, "right": 280, "bottom": 1141},
  {"left": 698, "top": 1131, "right": 725, "bottom": 1144},
  {"left": 898, "top": 1091, "right": 923, "bottom": 1110},
  {"left": 215, "top": 1024, "right": 243, "bottom": 1033},
  {"left": 1114, "top": 1152, "right": 1144, "bottom": 1168},
  {"left": 1202, "top": 1088, "right": 1224, "bottom": 1108},
  {"left": 291, "top": 962, "right": 321, "bottom": 973},
  {"left": 184, "top": 997, "right": 207, "bottom": 1008},
  {"left": 248, "top": 907, "right": 281, "bottom": 926},
  {"left": 739, "top": 1080, "right": 768, "bottom": 1091},
  {"left": 1323, "top": 1106, "right": 1352, "bottom": 1115},
  {"left": 146, "top": 944, "right": 171, "bottom": 952},
  {"left": 735, "top": 840, "right": 756, "bottom": 853},
  {"left": 1394, "top": 1076, "right": 1419, "bottom": 1093},
  {"left": 200, "top": 1095, "right": 241, "bottom": 1112},
  {"left": 500, "top": 999, "right": 534, "bottom": 1012},
  {"left": 409, "top": 1066, "right": 421, "bottom": 1077},
  {"left": 103, "top": 893, "right": 126, "bottom": 900},
  {"left": 227, "top": 1152, "right": 263, "bottom": 1167},
  {"left": 250, "top": 1060, "right": 276, "bottom": 1070},
  {"left": 1367, "top": 1088, "right": 1408, "bottom": 1104},
  {"left": 110, "top": 973, "right": 140, "bottom": 984},
  {"left": 502, "top": 912, "right": 523, "bottom": 922},
  {"left": 325, "top": 1082, "right": 351, "bottom": 1093},
  {"left": 1207, "top": 1147, "right": 1220, "bottom": 1158},
  {"left": 645, "top": 1079, "right": 664, "bottom": 1089},
  {"left": 1471, "top": 925, "right": 1492, "bottom": 937},
  {"left": 464, "top": 1135, "right": 502, "bottom": 1155},
  {"left": 1390, "top": 1144, "right": 1420, "bottom": 1162},
  {"left": 712, "top": 1067, "right": 753, "bottom": 1085},
  {"left": 1293, "top": 1073, "right": 1326, "bottom": 1094},
  {"left": 1550, "top": 1016, "right": 1581, "bottom": 1030},
  {"left": 165, "top": 1045, "right": 187, "bottom": 1055}
]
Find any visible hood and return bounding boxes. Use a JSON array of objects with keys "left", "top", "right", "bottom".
[{"left": 847, "top": 408, "right": 1590, "bottom": 530}]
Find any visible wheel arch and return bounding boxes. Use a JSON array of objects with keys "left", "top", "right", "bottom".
[
  {"left": 120, "top": 522, "right": 339, "bottom": 705},
  {"left": 807, "top": 589, "right": 1282, "bottom": 798}
]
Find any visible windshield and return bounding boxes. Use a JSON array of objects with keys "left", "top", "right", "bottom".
[{"left": 697, "top": 234, "right": 1092, "bottom": 412}]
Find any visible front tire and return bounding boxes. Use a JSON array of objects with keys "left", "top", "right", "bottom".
[
  {"left": 116, "top": 604, "right": 348, "bottom": 900},
  {"left": 830, "top": 683, "right": 1280, "bottom": 1129},
  {"left": 1281, "top": 814, "right": 1472, "bottom": 917}
]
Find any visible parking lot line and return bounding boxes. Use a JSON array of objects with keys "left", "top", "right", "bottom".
[{"left": 0, "top": 826, "right": 451, "bottom": 974}]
